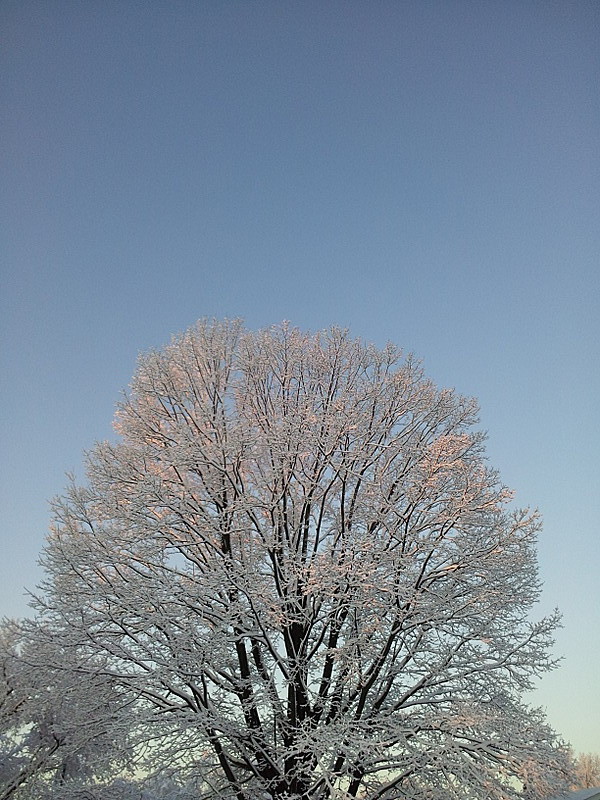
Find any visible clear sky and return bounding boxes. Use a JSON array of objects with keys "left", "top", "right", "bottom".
[{"left": 1, "top": 0, "right": 598, "bottom": 754}]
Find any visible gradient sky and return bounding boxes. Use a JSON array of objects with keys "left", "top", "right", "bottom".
[{"left": 1, "top": 0, "right": 598, "bottom": 754}]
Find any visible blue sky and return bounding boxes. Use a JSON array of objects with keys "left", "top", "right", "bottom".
[{"left": 1, "top": 1, "right": 598, "bottom": 753}]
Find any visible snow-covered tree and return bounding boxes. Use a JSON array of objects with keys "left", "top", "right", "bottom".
[
  {"left": 573, "top": 752, "right": 600, "bottom": 789},
  {"left": 0, "top": 619, "right": 134, "bottom": 800},
  {"left": 35, "top": 320, "right": 573, "bottom": 799}
]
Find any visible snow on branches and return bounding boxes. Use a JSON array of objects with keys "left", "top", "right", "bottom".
[{"left": 25, "top": 320, "right": 573, "bottom": 800}]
